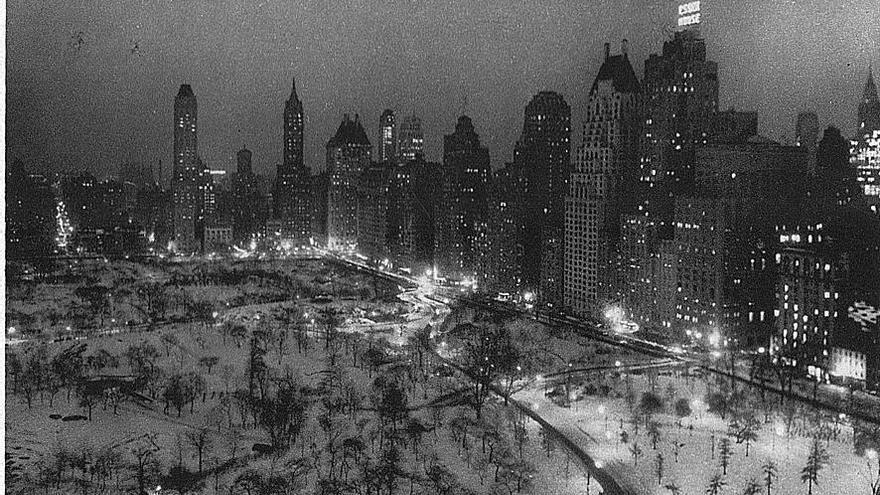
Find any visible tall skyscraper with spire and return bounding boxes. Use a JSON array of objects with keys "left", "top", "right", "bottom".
[
  {"left": 273, "top": 78, "right": 311, "bottom": 242},
  {"left": 379, "top": 110, "right": 396, "bottom": 163},
  {"left": 513, "top": 91, "right": 571, "bottom": 308},
  {"left": 172, "top": 84, "right": 199, "bottom": 252},
  {"left": 284, "top": 78, "right": 304, "bottom": 169},
  {"left": 853, "top": 66, "right": 880, "bottom": 199},
  {"left": 326, "top": 113, "right": 372, "bottom": 251},
  {"left": 859, "top": 66, "right": 880, "bottom": 137},
  {"left": 564, "top": 41, "right": 642, "bottom": 317}
]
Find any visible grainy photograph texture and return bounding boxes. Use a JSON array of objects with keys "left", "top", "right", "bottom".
[{"left": 5, "top": 1, "right": 880, "bottom": 494}]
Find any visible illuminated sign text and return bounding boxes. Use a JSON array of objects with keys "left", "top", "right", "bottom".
[{"left": 677, "top": 1, "right": 701, "bottom": 27}]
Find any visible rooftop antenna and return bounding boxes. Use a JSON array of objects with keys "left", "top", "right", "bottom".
[{"left": 460, "top": 92, "right": 468, "bottom": 117}]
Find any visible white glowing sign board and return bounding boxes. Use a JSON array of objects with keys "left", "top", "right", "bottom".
[{"left": 678, "top": 1, "right": 701, "bottom": 27}]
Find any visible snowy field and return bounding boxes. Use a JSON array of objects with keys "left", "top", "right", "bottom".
[{"left": 6, "top": 259, "right": 594, "bottom": 494}]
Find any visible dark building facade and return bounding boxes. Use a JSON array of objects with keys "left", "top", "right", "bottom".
[
  {"left": 237, "top": 147, "right": 252, "bottom": 174},
  {"left": 671, "top": 139, "right": 808, "bottom": 348},
  {"left": 273, "top": 79, "right": 312, "bottom": 242},
  {"left": 357, "top": 163, "right": 391, "bottom": 261},
  {"left": 817, "top": 126, "right": 859, "bottom": 207},
  {"left": 486, "top": 162, "right": 524, "bottom": 293},
  {"left": 384, "top": 159, "right": 437, "bottom": 271},
  {"left": 380, "top": 109, "right": 396, "bottom": 164},
  {"left": 772, "top": 208, "right": 880, "bottom": 383},
  {"left": 172, "top": 84, "right": 200, "bottom": 252},
  {"left": 6, "top": 160, "right": 55, "bottom": 262},
  {"left": 398, "top": 114, "right": 424, "bottom": 162},
  {"left": 710, "top": 109, "right": 757, "bottom": 144},
  {"left": 326, "top": 114, "right": 372, "bottom": 251},
  {"left": 513, "top": 91, "right": 571, "bottom": 308},
  {"left": 796, "top": 111, "right": 819, "bottom": 174},
  {"left": 311, "top": 172, "right": 329, "bottom": 246},
  {"left": 641, "top": 30, "right": 719, "bottom": 237},
  {"left": 230, "top": 149, "right": 266, "bottom": 242},
  {"left": 436, "top": 115, "right": 491, "bottom": 281}
]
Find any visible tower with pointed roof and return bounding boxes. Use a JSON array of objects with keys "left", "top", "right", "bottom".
[
  {"left": 859, "top": 66, "right": 880, "bottom": 138},
  {"left": 326, "top": 113, "right": 372, "bottom": 250},
  {"left": 172, "top": 83, "right": 200, "bottom": 252},
  {"left": 273, "top": 78, "right": 311, "bottom": 242},
  {"left": 283, "top": 78, "right": 304, "bottom": 169},
  {"left": 564, "top": 41, "right": 642, "bottom": 317},
  {"left": 853, "top": 66, "right": 880, "bottom": 199}
]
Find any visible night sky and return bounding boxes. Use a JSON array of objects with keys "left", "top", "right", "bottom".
[{"left": 6, "top": 0, "right": 879, "bottom": 181}]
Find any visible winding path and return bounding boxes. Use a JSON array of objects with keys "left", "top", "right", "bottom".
[{"left": 433, "top": 353, "right": 631, "bottom": 495}]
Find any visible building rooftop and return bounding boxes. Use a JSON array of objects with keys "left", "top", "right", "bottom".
[
  {"left": 591, "top": 53, "right": 640, "bottom": 95},
  {"left": 327, "top": 113, "right": 371, "bottom": 148},
  {"left": 177, "top": 84, "right": 194, "bottom": 97}
]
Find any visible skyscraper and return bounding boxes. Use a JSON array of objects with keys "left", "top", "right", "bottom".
[
  {"left": 858, "top": 66, "right": 880, "bottom": 138},
  {"left": 853, "top": 68, "right": 880, "bottom": 199},
  {"left": 486, "top": 162, "right": 524, "bottom": 293},
  {"left": 326, "top": 113, "right": 372, "bottom": 251},
  {"left": 398, "top": 114, "right": 424, "bottom": 162},
  {"left": 274, "top": 78, "right": 311, "bottom": 242},
  {"left": 672, "top": 139, "right": 808, "bottom": 348},
  {"left": 379, "top": 109, "right": 396, "bottom": 163},
  {"left": 642, "top": 30, "right": 719, "bottom": 236},
  {"left": 818, "top": 126, "right": 859, "bottom": 206},
  {"left": 564, "top": 42, "right": 641, "bottom": 317},
  {"left": 796, "top": 111, "right": 819, "bottom": 149},
  {"left": 172, "top": 84, "right": 199, "bottom": 252},
  {"left": 237, "top": 147, "right": 253, "bottom": 175},
  {"left": 6, "top": 160, "right": 55, "bottom": 261},
  {"left": 357, "top": 163, "right": 391, "bottom": 261},
  {"left": 513, "top": 91, "right": 571, "bottom": 308},
  {"left": 283, "top": 78, "right": 305, "bottom": 170},
  {"left": 386, "top": 157, "right": 440, "bottom": 271},
  {"left": 230, "top": 147, "right": 264, "bottom": 241},
  {"left": 436, "top": 115, "right": 491, "bottom": 281},
  {"left": 796, "top": 111, "right": 819, "bottom": 174}
]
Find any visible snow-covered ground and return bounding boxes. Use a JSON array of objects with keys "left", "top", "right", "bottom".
[{"left": 512, "top": 356, "right": 875, "bottom": 494}]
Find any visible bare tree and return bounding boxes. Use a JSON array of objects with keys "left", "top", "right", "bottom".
[
  {"left": 656, "top": 453, "right": 665, "bottom": 485},
  {"left": 630, "top": 442, "right": 643, "bottom": 466},
  {"left": 198, "top": 355, "right": 219, "bottom": 374},
  {"left": 762, "top": 459, "right": 777, "bottom": 495},
  {"left": 130, "top": 438, "right": 161, "bottom": 495},
  {"left": 706, "top": 472, "right": 726, "bottom": 495},
  {"left": 742, "top": 477, "right": 763, "bottom": 495},
  {"left": 185, "top": 426, "right": 213, "bottom": 473}
]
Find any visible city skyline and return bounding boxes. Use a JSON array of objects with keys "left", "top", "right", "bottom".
[
  {"left": 6, "top": 0, "right": 879, "bottom": 179},
  {"left": 7, "top": 3, "right": 880, "bottom": 493}
]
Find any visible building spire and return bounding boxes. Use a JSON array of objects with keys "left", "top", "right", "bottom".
[
  {"left": 291, "top": 77, "right": 298, "bottom": 99},
  {"left": 866, "top": 65, "right": 877, "bottom": 101}
]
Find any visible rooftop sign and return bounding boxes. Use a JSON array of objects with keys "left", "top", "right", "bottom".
[{"left": 678, "top": 1, "right": 701, "bottom": 27}]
